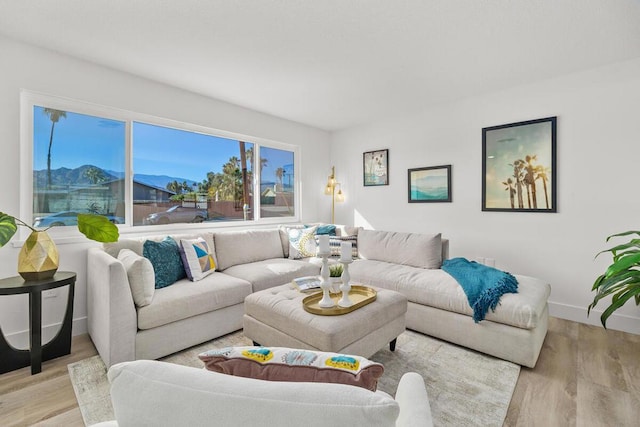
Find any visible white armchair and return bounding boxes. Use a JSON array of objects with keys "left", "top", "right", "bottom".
[{"left": 90, "top": 360, "right": 433, "bottom": 427}]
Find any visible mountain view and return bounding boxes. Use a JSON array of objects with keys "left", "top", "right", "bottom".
[{"left": 34, "top": 165, "right": 198, "bottom": 190}]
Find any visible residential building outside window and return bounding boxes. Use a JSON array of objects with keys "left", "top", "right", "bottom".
[{"left": 259, "top": 147, "right": 295, "bottom": 218}]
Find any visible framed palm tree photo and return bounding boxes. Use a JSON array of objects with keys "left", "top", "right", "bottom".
[
  {"left": 482, "top": 117, "right": 557, "bottom": 212},
  {"left": 363, "top": 149, "right": 389, "bottom": 186}
]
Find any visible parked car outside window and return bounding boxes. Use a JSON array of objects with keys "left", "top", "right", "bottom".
[
  {"left": 33, "top": 210, "right": 124, "bottom": 228},
  {"left": 144, "top": 206, "right": 208, "bottom": 225}
]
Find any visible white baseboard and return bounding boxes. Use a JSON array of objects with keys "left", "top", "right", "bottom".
[
  {"left": 548, "top": 301, "right": 640, "bottom": 335},
  {"left": 2, "top": 316, "right": 88, "bottom": 350}
]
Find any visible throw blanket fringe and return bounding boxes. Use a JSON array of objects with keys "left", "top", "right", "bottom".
[{"left": 442, "top": 257, "right": 518, "bottom": 323}]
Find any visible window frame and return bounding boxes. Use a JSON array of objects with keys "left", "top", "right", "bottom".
[{"left": 20, "top": 90, "right": 300, "bottom": 242}]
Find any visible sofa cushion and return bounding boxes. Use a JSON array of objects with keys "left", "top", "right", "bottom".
[
  {"left": 222, "top": 258, "right": 320, "bottom": 293},
  {"left": 214, "top": 229, "right": 284, "bottom": 270},
  {"left": 104, "top": 239, "right": 144, "bottom": 258},
  {"left": 179, "top": 237, "right": 216, "bottom": 281},
  {"left": 198, "top": 346, "right": 384, "bottom": 391},
  {"left": 279, "top": 225, "right": 304, "bottom": 258},
  {"left": 117, "top": 249, "right": 155, "bottom": 307},
  {"left": 350, "top": 260, "right": 550, "bottom": 329},
  {"left": 137, "top": 272, "right": 252, "bottom": 329},
  {"left": 320, "top": 235, "right": 358, "bottom": 258},
  {"left": 107, "top": 360, "right": 400, "bottom": 427},
  {"left": 358, "top": 229, "right": 442, "bottom": 269},
  {"left": 288, "top": 226, "right": 318, "bottom": 259},
  {"left": 143, "top": 236, "right": 186, "bottom": 288},
  {"left": 336, "top": 225, "right": 361, "bottom": 237}
]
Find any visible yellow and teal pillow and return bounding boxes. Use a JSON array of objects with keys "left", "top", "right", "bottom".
[
  {"left": 198, "top": 346, "right": 384, "bottom": 391},
  {"left": 179, "top": 237, "right": 216, "bottom": 281},
  {"left": 288, "top": 226, "right": 318, "bottom": 259}
]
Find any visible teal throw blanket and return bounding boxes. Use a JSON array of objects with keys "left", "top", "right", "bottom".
[{"left": 442, "top": 257, "right": 518, "bottom": 323}]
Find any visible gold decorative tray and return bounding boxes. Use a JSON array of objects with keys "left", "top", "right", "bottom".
[{"left": 302, "top": 285, "right": 377, "bottom": 316}]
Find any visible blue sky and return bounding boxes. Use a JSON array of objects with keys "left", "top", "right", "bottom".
[
  {"left": 33, "top": 106, "right": 293, "bottom": 183},
  {"left": 33, "top": 106, "right": 126, "bottom": 172}
]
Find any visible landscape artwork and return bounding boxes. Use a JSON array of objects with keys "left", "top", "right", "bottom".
[
  {"left": 408, "top": 165, "right": 451, "bottom": 203},
  {"left": 363, "top": 149, "right": 389, "bottom": 186},
  {"left": 482, "top": 116, "right": 557, "bottom": 212}
]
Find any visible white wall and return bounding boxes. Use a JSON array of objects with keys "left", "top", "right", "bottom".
[
  {"left": 0, "top": 36, "right": 331, "bottom": 346},
  {"left": 331, "top": 58, "right": 640, "bottom": 334}
]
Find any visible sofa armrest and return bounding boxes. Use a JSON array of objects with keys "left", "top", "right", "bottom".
[
  {"left": 395, "top": 372, "right": 433, "bottom": 427},
  {"left": 87, "top": 247, "right": 137, "bottom": 367}
]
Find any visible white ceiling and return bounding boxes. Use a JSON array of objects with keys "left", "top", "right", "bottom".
[{"left": 1, "top": 1, "right": 639, "bottom": 131}]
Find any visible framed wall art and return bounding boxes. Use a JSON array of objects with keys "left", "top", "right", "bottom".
[
  {"left": 482, "top": 116, "right": 557, "bottom": 212},
  {"left": 408, "top": 165, "right": 452, "bottom": 203},
  {"left": 363, "top": 149, "right": 389, "bottom": 186}
]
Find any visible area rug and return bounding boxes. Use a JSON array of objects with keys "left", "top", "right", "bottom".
[{"left": 68, "top": 330, "right": 519, "bottom": 426}]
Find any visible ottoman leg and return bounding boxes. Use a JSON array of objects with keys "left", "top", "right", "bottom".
[
  {"left": 389, "top": 338, "right": 397, "bottom": 352},
  {"left": 253, "top": 341, "right": 261, "bottom": 346}
]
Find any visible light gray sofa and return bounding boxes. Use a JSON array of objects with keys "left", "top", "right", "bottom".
[
  {"left": 89, "top": 360, "right": 433, "bottom": 427},
  {"left": 349, "top": 229, "right": 551, "bottom": 368},
  {"left": 87, "top": 225, "right": 550, "bottom": 369}
]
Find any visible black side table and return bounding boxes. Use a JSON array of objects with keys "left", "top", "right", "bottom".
[{"left": 0, "top": 271, "right": 76, "bottom": 375}]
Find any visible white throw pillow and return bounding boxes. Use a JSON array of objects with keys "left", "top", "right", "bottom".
[
  {"left": 118, "top": 249, "right": 155, "bottom": 306},
  {"left": 288, "top": 226, "right": 318, "bottom": 259},
  {"left": 179, "top": 237, "right": 216, "bottom": 281}
]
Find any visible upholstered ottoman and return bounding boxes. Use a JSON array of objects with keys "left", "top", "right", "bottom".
[{"left": 243, "top": 284, "right": 408, "bottom": 358}]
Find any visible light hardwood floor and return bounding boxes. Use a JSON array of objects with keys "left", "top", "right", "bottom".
[{"left": 1, "top": 317, "right": 639, "bottom": 426}]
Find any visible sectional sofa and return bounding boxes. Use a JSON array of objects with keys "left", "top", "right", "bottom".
[{"left": 87, "top": 225, "right": 550, "bottom": 368}]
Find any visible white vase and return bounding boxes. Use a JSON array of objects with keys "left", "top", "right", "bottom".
[{"left": 330, "top": 277, "right": 342, "bottom": 293}]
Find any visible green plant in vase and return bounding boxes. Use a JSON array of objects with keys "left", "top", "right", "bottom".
[
  {"left": 588, "top": 230, "right": 640, "bottom": 328},
  {"left": 329, "top": 264, "right": 344, "bottom": 278},
  {"left": 0, "top": 212, "right": 119, "bottom": 280},
  {"left": 328, "top": 264, "right": 344, "bottom": 292}
]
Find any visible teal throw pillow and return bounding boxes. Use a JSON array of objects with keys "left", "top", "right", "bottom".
[
  {"left": 143, "top": 236, "right": 186, "bottom": 288},
  {"left": 315, "top": 224, "right": 337, "bottom": 236}
]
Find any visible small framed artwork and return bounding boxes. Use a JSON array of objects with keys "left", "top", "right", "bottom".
[
  {"left": 482, "top": 116, "right": 557, "bottom": 212},
  {"left": 408, "top": 165, "right": 452, "bottom": 203},
  {"left": 363, "top": 149, "right": 389, "bottom": 186}
]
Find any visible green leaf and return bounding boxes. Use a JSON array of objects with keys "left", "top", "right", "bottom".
[
  {"left": 596, "top": 239, "right": 640, "bottom": 260},
  {"left": 600, "top": 286, "right": 640, "bottom": 328},
  {"left": 604, "top": 252, "right": 640, "bottom": 277},
  {"left": 595, "top": 270, "right": 640, "bottom": 293},
  {"left": 0, "top": 212, "right": 18, "bottom": 248},
  {"left": 77, "top": 214, "right": 119, "bottom": 243},
  {"left": 606, "top": 230, "right": 640, "bottom": 242}
]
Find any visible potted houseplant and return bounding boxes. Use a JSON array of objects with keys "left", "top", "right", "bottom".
[
  {"left": 0, "top": 211, "right": 119, "bottom": 280},
  {"left": 329, "top": 264, "right": 343, "bottom": 292},
  {"left": 588, "top": 230, "right": 640, "bottom": 328}
]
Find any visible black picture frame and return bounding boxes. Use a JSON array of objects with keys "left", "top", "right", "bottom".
[
  {"left": 482, "top": 116, "right": 557, "bottom": 212},
  {"left": 408, "top": 165, "right": 452, "bottom": 203},
  {"left": 363, "top": 149, "right": 389, "bottom": 186}
]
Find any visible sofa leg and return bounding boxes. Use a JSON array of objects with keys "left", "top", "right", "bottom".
[
  {"left": 253, "top": 341, "right": 261, "bottom": 346},
  {"left": 389, "top": 338, "right": 397, "bottom": 352}
]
